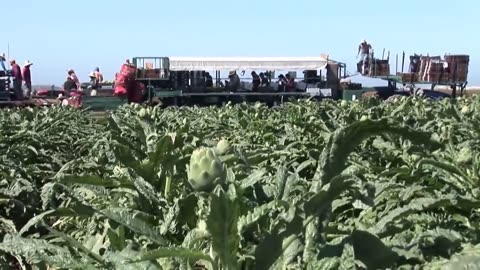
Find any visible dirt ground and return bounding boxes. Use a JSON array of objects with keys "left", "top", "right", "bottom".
[
  {"left": 436, "top": 88, "right": 480, "bottom": 96},
  {"left": 433, "top": 85, "right": 480, "bottom": 95}
]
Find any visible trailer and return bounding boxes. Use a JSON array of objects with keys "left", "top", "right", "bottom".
[
  {"left": 354, "top": 51, "right": 469, "bottom": 100},
  {"left": 81, "top": 55, "right": 347, "bottom": 110}
]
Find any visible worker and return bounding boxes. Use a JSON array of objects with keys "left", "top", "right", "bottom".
[
  {"left": 259, "top": 72, "right": 269, "bottom": 87},
  {"left": 10, "top": 60, "right": 23, "bottom": 100},
  {"left": 63, "top": 76, "right": 77, "bottom": 96},
  {"left": 93, "top": 67, "right": 104, "bottom": 85},
  {"left": 277, "top": 74, "right": 287, "bottom": 91},
  {"left": 88, "top": 72, "right": 99, "bottom": 96},
  {"left": 442, "top": 61, "right": 450, "bottom": 73},
  {"left": 0, "top": 53, "right": 7, "bottom": 73},
  {"left": 409, "top": 54, "right": 421, "bottom": 73},
  {"left": 285, "top": 73, "right": 295, "bottom": 91},
  {"left": 22, "top": 60, "right": 33, "bottom": 98},
  {"left": 205, "top": 72, "right": 213, "bottom": 87},
  {"left": 251, "top": 71, "right": 260, "bottom": 91},
  {"left": 67, "top": 69, "right": 81, "bottom": 90},
  {"left": 357, "top": 39, "right": 372, "bottom": 75},
  {"left": 226, "top": 70, "right": 240, "bottom": 91}
]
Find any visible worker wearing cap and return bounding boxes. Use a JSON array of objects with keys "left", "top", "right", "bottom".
[
  {"left": 226, "top": 70, "right": 240, "bottom": 92},
  {"left": 357, "top": 39, "right": 372, "bottom": 74},
  {"left": 67, "top": 69, "right": 81, "bottom": 90},
  {"left": 88, "top": 71, "right": 99, "bottom": 96},
  {"left": 23, "top": 60, "right": 33, "bottom": 98},
  {"left": 10, "top": 59, "right": 23, "bottom": 100}
]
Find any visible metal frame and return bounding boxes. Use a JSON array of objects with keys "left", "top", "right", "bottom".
[
  {"left": 132, "top": 57, "right": 172, "bottom": 102},
  {"left": 168, "top": 56, "right": 333, "bottom": 71},
  {"left": 130, "top": 55, "right": 346, "bottom": 102}
]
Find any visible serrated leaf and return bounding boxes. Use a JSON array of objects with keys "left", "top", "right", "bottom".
[{"left": 207, "top": 187, "right": 240, "bottom": 270}]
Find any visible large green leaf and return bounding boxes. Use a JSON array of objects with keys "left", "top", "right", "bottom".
[
  {"left": 125, "top": 247, "right": 213, "bottom": 268},
  {"left": 0, "top": 234, "right": 98, "bottom": 269},
  {"left": 206, "top": 186, "right": 240, "bottom": 270},
  {"left": 254, "top": 214, "right": 304, "bottom": 270},
  {"left": 351, "top": 230, "right": 398, "bottom": 269}
]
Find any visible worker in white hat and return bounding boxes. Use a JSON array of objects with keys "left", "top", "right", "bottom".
[
  {"left": 23, "top": 60, "right": 33, "bottom": 98},
  {"left": 88, "top": 71, "right": 98, "bottom": 96},
  {"left": 226, "top": 70, "right": 240, "bottom": 92},
  {"left": 357, "top": 39, "right": 372, "bottom": 75}
]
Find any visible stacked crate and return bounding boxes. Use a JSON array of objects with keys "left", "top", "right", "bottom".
[
  {"left": 397, "top": 72, "right": 418, "bottom": 83},
  {"left": 370, "top": 59, "right": 390, "bottom": 77},
  {"left": 145, "top": 69, "right": 160, "bottom": 78},
  {"left": 417, "top": 55, "right": 468, "bottom": 83},
  {"left": 445, "top": 55, "right": 469, "bottom": 82},
  {"left": 396, "top": 54, "right": 468, "bottom": 84},
  {"left": 425, "top": 59, "right": 449, "bottom": 82},
  {"left": 137, "top": 68, "right": 161, "bottom": 79},
  {"left": 417, "top": 56, "right": 438, "bottom": 81}
]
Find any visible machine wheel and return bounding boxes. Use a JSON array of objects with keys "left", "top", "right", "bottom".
[
  {"left": 414, "top": 88, "right": 424, "bottom": 96},
  {"left": 406, "top": 85, "right": 423, "bottom": 96},
  {"left": 362, "top": 91, "right": 379, "bottom": 99}
]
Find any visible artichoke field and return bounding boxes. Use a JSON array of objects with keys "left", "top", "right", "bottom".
[{"left": 1, "top": 96, "right": 480, "bottom": 269}]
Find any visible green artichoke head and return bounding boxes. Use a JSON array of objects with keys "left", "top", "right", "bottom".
[
  {"left": 215, "top": 138, "right": 231, "bottom": 155},
  {"left": 456, "top": 147, "right": 473, "bottom": 164},
  {"left": 187, "top": 147, "right": 226, "bottom": 192},
  {"left": 138, "top": 108, "right": 147, "bottom": 118}
]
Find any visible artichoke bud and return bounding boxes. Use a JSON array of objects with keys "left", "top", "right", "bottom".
[
  {"left": 187, "top": 147, "right": 226, "bottom": 192},
  {"left": 456, "top": 147, "right": 473, "bottom": 164},
  {"left": 215, "top": 139, "right": 230, "bottom": 155},
  {"left": 138, "top": 108, "right": 147, "bottom": 118}
]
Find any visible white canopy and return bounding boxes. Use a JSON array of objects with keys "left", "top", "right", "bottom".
[{"left": 168, "top": 56, "right": 331, "bottom": 71}]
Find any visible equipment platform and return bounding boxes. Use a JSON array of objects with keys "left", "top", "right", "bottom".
[
  {"left": 0, "top": 98, "right": 59, "bottom": 108},
  {"left": 371, "top": 75, "right": 468, "bottom": 97}
]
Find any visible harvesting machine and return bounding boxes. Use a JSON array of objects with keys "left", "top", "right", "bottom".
[{"left": 79, "top": 55, "right": 347, "bottom": 110}]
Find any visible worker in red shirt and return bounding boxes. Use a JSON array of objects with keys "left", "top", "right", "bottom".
[
  {"left": 67, "top": 69, "right": 81, "bottom": 90},
  {"left": 93, "top": 67, "right": 104, "bottom": 83},
  {"left": 285, "top": 73, "right": 296, "bottom": 91},
  {"left": 10, "top": 59, "right": 23, "bottom": 100},
  {"left": 22, "top": 61, "right": 33, "bottom": 98}
]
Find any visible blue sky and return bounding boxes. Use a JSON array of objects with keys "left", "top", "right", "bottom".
[{"left": 3, "top": 0, "right": 478, "bottom": 86}]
